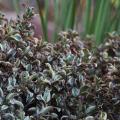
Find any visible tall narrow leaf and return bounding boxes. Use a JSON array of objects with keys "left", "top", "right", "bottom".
[
  {"left": 53, "top": 0, "right": 59, "bottom": 42},
  {"left": 84, "top": 0, "right": 92, "bottom": 34},
  {"left": 13, "top": 0, "right": 20, "bottom": 14},
  {"left": 60, "top": 0, "right": 70, "bottom": 30},
  {"left": 65, "top": 0, "right": 77, "bottom": 29},
  {"left": 89, "top": 0, "right": 101, "bottom": 34},
  {"left": 36, "top": 0, "right": 48, "bottom": 41},
  {"left": 94, "top": 0, "right": 110, "bottom": 45}
]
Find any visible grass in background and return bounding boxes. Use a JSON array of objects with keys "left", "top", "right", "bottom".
[
  {"left": 84, "top": 0, "right": 120, "bottom": 45},
  {"left": 37, "top": 0, "right": 120, "bottom": 44},
  {"left": 36, "top": 0, "right": 48, "bottom": 42},
  {"left": 12, "top": 0, "right": 20, "bottom": 14},
  {"left": 36, "top": 0, "right": 77, "bottom": 42},
  {"left": 12, "top": 0, "right": 120, "bottom": 45},
  {"left": 84, "top": 0, "right": 91, "bottom": 35}
]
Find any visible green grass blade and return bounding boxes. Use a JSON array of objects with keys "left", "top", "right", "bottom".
[
  {"left": 84, "top": 0, "right": 92, "bottom": 35},
  {"left": 94, "top": 0, "right": 110, "bottom": 45},
  {"left": 60, "top": 0, "right": 70, "bottom": 30},
  {"left": 65, "top": 0, "right": 77, "bottom": 29},
  {"left": 89, "top": 0, "right": 101, "bottom": 34},
  {"left": 115, "top": 6, "right": 120, "bottom": 31},
  {"left": 104, "top": 3, "right": 120, "bottom": 34},
  {"left": 104, "top": 4, "right": 112, "bottom": 33},
  {"left": 109, "top": 14, "right": 117, "bottom": 32},
  {"left": 53, "top": 0, "right": 59, "bottom": 42},
  {"left": 44, "top": 0, "right": 49, "bottom": 31},
  {"left": 12, "top": 0, "right": 20, "bottom": 14},
  {"left": 36, "top": 0, "right": 48, "bottom": 41}
]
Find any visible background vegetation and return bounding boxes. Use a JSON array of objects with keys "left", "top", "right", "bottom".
[
  {"left": 35, "top": 0, "right": 120, "bottom": 45},
  {"left": 0, "top": 0, "right": 120, "bottom": 45}
]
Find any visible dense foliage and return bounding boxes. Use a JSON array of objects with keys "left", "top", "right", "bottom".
[{"left": 0, "top": 8, "right": 120, "bottom": 120}]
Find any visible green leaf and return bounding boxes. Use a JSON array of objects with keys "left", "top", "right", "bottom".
[
  {"left": 25, "top": 64, "right": 32, "bottom": 72},
  {"left": 2, "top": 113, "right": 15, "bottom": 119},
  {"left": 72, "top": 87, "right": 80, "bottom": 97},
  {"left": 99, "top": 111, "right": 107, "bottom": 120},
  {"left": 80, "top": 85, "right": 89, "bottom": 95},
  {"left": 8, "top": 76, "right": 16, "bottom": 86},
  {"left": 85, "top": 105, "right": 96, "bottom": 114},
  {"left": 66, "top": 54, "right": 74, "bottom": 62},
  {"left": 28, "top": 107, "right": 36, "bottom": 113},
  {"left": 14, "top": 58, "right": 21, "bottom": 67},
  {"left": 29, "top": 74, "right": 38, "bottom": 81},
  {"left": 0, "top": 43, "right": 4, "bottom": 51},
  {"left": 50, "top": 113, "right": 58, "bottom": 118},
  {"left": 24, "top": 116, "right": 30, "bottom": 120},
  {"left": 20, "top": 71, "right": 29, "bottom": 81},
  {"left": 46, "top": 63, "right": 55, "bottom": 80},
  {"left": 40, "top": 106, "right": 53, "bottom": 115},
  {"left": 6, "top": 93, "right": 18, "bottom": 101},
  {"left": 1, "top": 105, "right": 8, "bottom": 111},
  {"left": 24, "top": 46, "right": 31, "bottom": 54},
  {"left": 7, "top": 77, "right": 16, "bottom": 91},
  {"left": 85, "top": 116, "right": 95, "bottom": 120},
  {"left": 10, "top": 33, "right": 22, "bottom": 42},
  {"left": 0, "top": 87, "right": 4, "bottom": 97},
  {"left": 43, "top": 88, "right": 51, "bottom": 102},
  {"left": 10, "top": 99, "right": 24, "bottom": 109}
]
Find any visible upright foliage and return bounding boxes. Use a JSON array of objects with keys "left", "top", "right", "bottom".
[
  {"left": 84, "top": 0, "right": 120, "bottom": 44},
  {"left": 36, "top": 0, "right": 77, "bottom": 42},
  {"left": 36, "top": 0, "right": 48, "bottom": 42},
  {"left": 12, "top": 0, "right": 20, "bottom": 14}
]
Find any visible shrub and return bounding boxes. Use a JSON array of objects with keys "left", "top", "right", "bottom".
[{"left": 0, "top": 7, "right": 120, "bottom": 120}]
